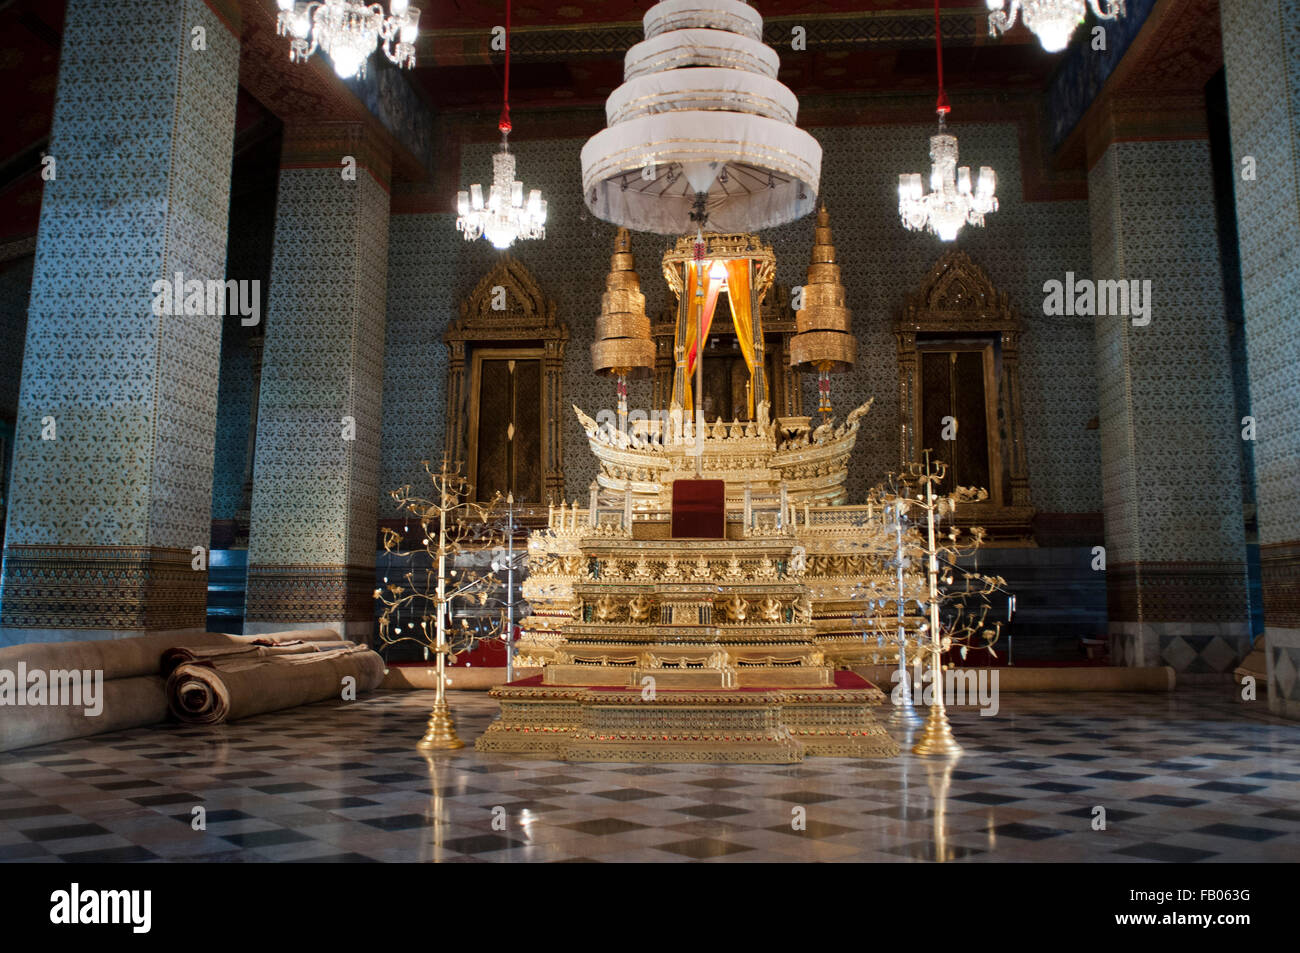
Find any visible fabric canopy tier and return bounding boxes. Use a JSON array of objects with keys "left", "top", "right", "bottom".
[
  {"left": 580, "top": 0, "right": 822, "bottom": 234},
  {"left": 591, "top": 228, "right": 655, "bottom": 379}
]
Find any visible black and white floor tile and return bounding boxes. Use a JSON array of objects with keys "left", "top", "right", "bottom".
[{"left": 1, "top": 688, "right": 1296, "bottom": 862}]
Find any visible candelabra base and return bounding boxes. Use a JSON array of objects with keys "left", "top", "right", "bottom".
[
  {"left": 887, "top": 698, "right": 926, "bottom": 728},
  {"left": 911, "top": 704, "right": 962, "bottom": 756},
  {"left": 417, "top": 698, "right": 465, "bottom": 750}
]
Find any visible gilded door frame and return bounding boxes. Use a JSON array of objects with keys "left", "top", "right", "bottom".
[
  {"left": 895, "top": 251, "right": 1035, "bottom": 542},
  {"left": 466, "top": 347, "right": 546, "bottom": 503},
  {"left": 444, "top": 257, "right": 568, "bottom": 506},
  {"left": 911, "top": 339, "right": 1003, "bottom": 506}
]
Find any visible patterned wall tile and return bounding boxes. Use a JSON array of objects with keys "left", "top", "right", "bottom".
[
  {"left": 382, "top": 123, "right": 1101, "bottom": 514},
  {"left": 1221, "top": 0, "right": 1300, "bottom": 548},
  {"left": 245, "top": 161, "right": 389, "bottom": 625},
  {"left": 1089, "top": 138, "right": 1250, "bottom": 568},
  {"left": 379, "top": 213, "right": 455, "bottom": 509},
  {"left": 0, "top": 0, "right": 238, "bottom": 630}
]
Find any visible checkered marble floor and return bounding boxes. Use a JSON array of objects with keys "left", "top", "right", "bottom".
[{"left": 1, "top": 687, "right": 1297, "bottom": 862}]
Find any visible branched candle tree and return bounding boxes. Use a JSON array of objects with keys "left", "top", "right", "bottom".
[
  {"left": 374, "top": 457, "right": 515, "bottom": 750},
  {"left": 852, "top": 482, "right": 931, "bottom": 728},
  {"left": 854, "top": 454, "right": 1011, "bottom": 754}
]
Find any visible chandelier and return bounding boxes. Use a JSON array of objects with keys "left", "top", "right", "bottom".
[
  {"left": 456, "top": 0, "right": 546, "bottom": 249},
  {"left": 898, "top": 0, "right": 997, "bottom": 242},
  {"left": 986, "top": 0, "right": 1126, "bottom": 53},
  {"left": 276, "top": 0, "right": 420, "bottom": 80},
  {"left": 580, "top": 0, "right": 821, "bottom": 234}
]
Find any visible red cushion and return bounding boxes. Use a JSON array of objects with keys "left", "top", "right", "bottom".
[{"left": 672, "top": 479, "right": 726, "bottom": 538}]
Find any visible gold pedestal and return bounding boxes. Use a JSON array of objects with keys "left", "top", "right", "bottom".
[
  {"left": 911, "top": 704, "right": 962, "bottom": 756},
  {"left": 417, "top": 698, "right": 465, "bottom": 750}
]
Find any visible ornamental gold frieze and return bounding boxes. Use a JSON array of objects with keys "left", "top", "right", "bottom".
[
  {"left": 574, "top": 400, "right": 871, "bottom": 507},
  {"left": 661, "top": 232, "right": 776, "bottom": 299}
]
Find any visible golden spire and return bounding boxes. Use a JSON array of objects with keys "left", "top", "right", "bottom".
[
  {"left": 591, "top": 227, "right": 655, "bottom": 378},
  {"left": 789, "top": 205, "right": 855, "bottom": 412}
]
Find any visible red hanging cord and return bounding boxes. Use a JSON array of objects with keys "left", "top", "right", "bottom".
[
  {"left": 499, "top": 0, "right": 512, "bottom": 133},
  {"left": 933, "top": 0, "right": 950, "bottom": 118}
]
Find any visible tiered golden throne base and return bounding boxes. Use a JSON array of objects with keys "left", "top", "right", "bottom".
[{"left": 475, "top": 672, "right": 899, "bottom": 763}]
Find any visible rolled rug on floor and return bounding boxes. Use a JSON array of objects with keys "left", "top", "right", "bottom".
[
  {"left": 159, "top": 638, "right": 356, "bottom": 677},
  {"left": 0, "top": 628, "right": 343, "bottom": 683},
  {"left": 0, "top": 675, "right": 168, "bottom": 753},
  {"left": 166, "top": 645, "right": 386, "bottom": 726}
]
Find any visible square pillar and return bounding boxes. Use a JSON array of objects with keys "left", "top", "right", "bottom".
[
  {"left": 1087, "top": 97, "right": 1252, "bottom": 673},
  {"left": 244, "top": 123, "right": 391, "bottom": 640},
  {"left": 0, "top": 0, "right": 240, "bottom": 643},
  {"left": 1221, "top": 0, "right": 1300, "bottom": 716}
]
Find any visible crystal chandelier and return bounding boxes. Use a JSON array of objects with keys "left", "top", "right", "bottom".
[
  {"left": 457, "top": 141, "right": 546, "bottom": 249},
  {"left": 456, "top": 0, "right": 546, "bottom": 249},
  {"left": 276, "top": 0, "right": 420, "bottom": 80},
  {"left": 899, "top": 126, "right": 998, "bottom": 242},
  {"left": 898, "top": 0, "right": 997, "bottom": 242},
  {"left": 986, "top": 0, "right": 1126, "bottom": 53}
]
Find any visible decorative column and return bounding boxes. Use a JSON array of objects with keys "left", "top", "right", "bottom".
[
  {"left": 1221, "top": 0, "right": 1300, "bottom": 717},
  {"left": 1086, "top": 95, "right": 1251, "bottom": 672},
  {"left": 0, "top": 0, "right": 240, "bottom": 642},
  {"left": 544, "top": 337, "right": 566, "bottom": 501},
  {"left": 652, "top": 322, "right": 674, "bottom": 415},
  {"left": 748, "top": 258, "right": 768, "bottom": 414},
  {"left": 444, "top": 340, "right": 467, "bottom": 469},
  {"left": 244, "top": 123, "right": 391, "bottom": 640}
]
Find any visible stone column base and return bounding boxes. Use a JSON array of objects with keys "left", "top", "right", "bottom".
[
  {"left": 1110, "top": 621, "right": 1251, "bottom": 673},
  {"left": 244, "top": 563, "right": 375, "bottom": 644},
  {"left": 0, "top": 546, "right": 207, "bottom": 633},
  {"left": 1265, "top": 626, "right": 1300, "bottom": 720}
]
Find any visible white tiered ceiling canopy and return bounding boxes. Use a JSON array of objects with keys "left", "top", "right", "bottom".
[{"left": 581, "top": 0, "right": 822, "bottom": 234}]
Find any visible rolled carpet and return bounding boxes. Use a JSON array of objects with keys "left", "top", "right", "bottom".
[
  {"left": 0, "top": 628, "right": 346, "bottom": 753},
  {"left": 166, "top": 645, "right": 386, "bottom": 726},
  {"left": 159, "top": 638, "right": 354, "bottom": 676},
  {"left": 0, "top": 628, "right": 342, "bottom": 683},
  {"left": 0, "top": 675, "right": 168, "bottom": 753}
]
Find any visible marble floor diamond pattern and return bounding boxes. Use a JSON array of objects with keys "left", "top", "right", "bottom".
[{"left": 0, "top": 688, "right": 1297, "bottom": 862}]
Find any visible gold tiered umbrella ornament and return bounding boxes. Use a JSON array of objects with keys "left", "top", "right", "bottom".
[
  {"left": 789, "top": 206, "right": 856, "bottom": 416},
  {"left": 591, "top": 228, "right": 655, "bottom": 438}
]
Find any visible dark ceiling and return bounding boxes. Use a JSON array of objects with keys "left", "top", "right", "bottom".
[{"left": 0, "top": 0, "right": 1156, "bottom": 237}]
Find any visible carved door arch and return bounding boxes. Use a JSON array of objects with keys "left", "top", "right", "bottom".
[
  {"left": 895, "top": 251, "right": 1034, "bottom": 543},
  {"left": 444, "top": 258, "right": 568, "bottom": 505}
]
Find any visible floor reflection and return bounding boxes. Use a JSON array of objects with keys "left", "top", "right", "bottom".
[{"left": 0, "top": 687, "right": 1296, "bottom": 862}]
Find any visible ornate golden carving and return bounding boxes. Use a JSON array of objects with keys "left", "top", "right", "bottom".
[
  {"left": 789, "top": 205, "right": 856, "bottom": 373},
  {"left": 627, "top": 594, "right": 655, "bottom": 623},
  {"left": 895, "top": 250, "right": 1035, "bottom": 543},
  {"left": 446, "top": 258, "right": 568, "bottom": 502},
  {"left": 592, "top": 228, "right": 655, "bottom": 378}
]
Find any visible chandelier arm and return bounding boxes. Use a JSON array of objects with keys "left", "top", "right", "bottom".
[
  {"left": 987, "top": 4, "right": 1019, "bottom": 37},
  {"left": 1091, "top": 0, "right": 1127, "bottom": 17}
]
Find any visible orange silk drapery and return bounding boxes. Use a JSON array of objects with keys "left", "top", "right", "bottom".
[
  {"left": 724, "top": 258, "right": 759, "bottom": 417},
  {"left": 682, "top": 260, "right": 723, "bottom": 412}
]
